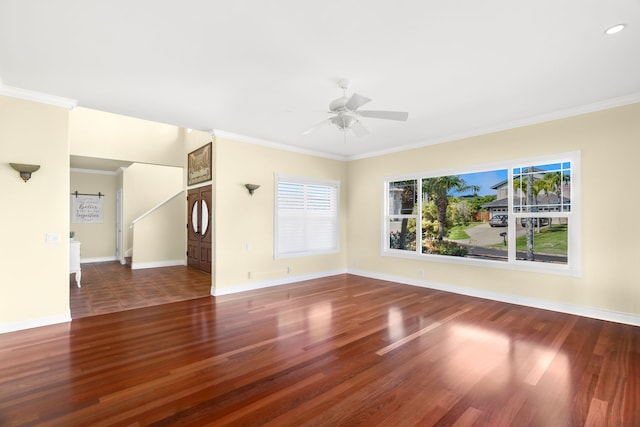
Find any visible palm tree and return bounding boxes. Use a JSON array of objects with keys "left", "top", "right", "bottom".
[
  {"left": 422, "top": 176, "right": 479, "bottom": 241},
  {"left": 514, "top": 168, "right": 536, "bottom": 260},
  {"left": 398, "top": 184, "right": 415, "bottom": 249},
  {"left": 525, "top": 168, "right": 535, "bottom": 260},
  {"left": 538, "top": 172, "right": 560, "bottom": 226}
]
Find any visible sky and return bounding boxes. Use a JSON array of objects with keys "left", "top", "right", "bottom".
[
  {"left": 449, "top": 162, "right": 570, "bottom": 197},
  {"left": 452, "top": 169, "right": 508, "bottom": 196}
]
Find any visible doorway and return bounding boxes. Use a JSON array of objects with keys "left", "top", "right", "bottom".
[{"left": 187, "top": 185, "right": 212, "bottom": 273}]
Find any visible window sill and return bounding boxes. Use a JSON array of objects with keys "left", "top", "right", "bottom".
[{"left": 381, "top": 249, "right": 581, "bottom": 277}]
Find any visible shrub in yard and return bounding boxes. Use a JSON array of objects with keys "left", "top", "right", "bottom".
[{"left": 423, "top": 240, "right": 468, "bottom": 257}]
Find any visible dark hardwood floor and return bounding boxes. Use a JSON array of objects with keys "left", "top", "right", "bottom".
[
  {"left": 70, "top": 262, "right": 212, "bottom": 318},
  {"left": 2, "top": 274, "right": 639, "bottom": 426}
]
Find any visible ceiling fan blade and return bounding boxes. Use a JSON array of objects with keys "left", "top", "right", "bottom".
[
  {"left": 345, "top": 93, "right": 371, "bottom": 111},
  {"left": 302, "top": 118, "right": 331, "bottom": 135},
  {"left": 359, "top": 110, "right": 409, "bottom": 121},
  {"left": 351, "top": 120, "right": 369, "bottom": 137}
]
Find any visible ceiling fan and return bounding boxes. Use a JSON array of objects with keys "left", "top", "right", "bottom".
[{"left": 302, "top": 79, "right": 409, "bottom": 139}]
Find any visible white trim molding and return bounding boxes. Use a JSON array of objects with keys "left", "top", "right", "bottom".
[
  {"left": 348, "top": 269, "right": 640, "bottom": 327},
  {"left": 213, "top": 269, "right": 347, "bottom": 296},
  {"left": 349, "top": 93, "right": 640, "bottom": 161},
  {"left": 0, "top": 313, "right": 71, "bottom": 334},
  {"left": 70, "top": 168, "right": 120, "bottom": 176},
  {"left": 0, "top": 83, "right": 77, "bottom": 109},
  {"left": 130, "top": 260, "right": 186, "bottom": 270},
  {"left": 213, "top": 129, "right": 348, "bottom": 161},
  {"left": 80, "top": 256, "right": 118, "bottom": 264}
]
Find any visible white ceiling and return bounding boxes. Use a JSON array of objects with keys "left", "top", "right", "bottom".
[{"left": 1, "top": 0, "right": 639, "bottom": 160}]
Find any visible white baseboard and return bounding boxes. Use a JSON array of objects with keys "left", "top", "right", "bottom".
[
  {"left": 348, "top": 269, "right": 640, "bottom": 327},
  {"left": 213, "top": 269, "right": 347, "bottom": 296},
  {"left": 0, "top": 313, "right": 71, "bottom": 334},
  {"left": 80, "top": 256, "right": 118, "bottom": 264},
  {"left": 131, "top": 259, "right": 186, "bottom": 270}
]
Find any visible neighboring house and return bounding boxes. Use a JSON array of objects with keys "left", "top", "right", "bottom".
[{"left": 482, "top": 177, "right": 571, "bottom": 218}]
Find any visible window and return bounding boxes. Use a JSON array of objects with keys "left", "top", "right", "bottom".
[
  {"left": 275, "top": 175, "right": 339, "bottom": 258},
  {"left": 382, "top": 152, "right": 580, "bottom": 276}
]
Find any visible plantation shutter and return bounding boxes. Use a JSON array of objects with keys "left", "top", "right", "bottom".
[{"left": 275, "top": 175, "right": 339, "bottom": 258}]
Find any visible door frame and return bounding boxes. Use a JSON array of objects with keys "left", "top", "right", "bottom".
[{"left": 116, "top": 188, "right": 124, "bottom": 264}]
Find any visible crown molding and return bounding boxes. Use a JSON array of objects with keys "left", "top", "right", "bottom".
[
  {"left": 0, "top": 84, "right": 77, "bottom": 109},
  {"left": 348, "top": 93, "right": 640, "bottom": 161},
  {"left": 70, "top": 168, "right": 119, "bottom": 176},
  {"left": 213, "top": 130, "right": 348, "bottom": 162}
]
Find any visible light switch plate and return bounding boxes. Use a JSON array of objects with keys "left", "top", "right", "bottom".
[{"left": 46, "top": 233, "right": 60, "bottom": 243}]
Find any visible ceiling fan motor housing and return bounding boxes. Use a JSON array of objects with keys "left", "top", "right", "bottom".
[
  {"left": 301, "top": 80, "right": 407, "bottom": 137},
  {"left": 329, "top": 96, "right": 350, "bottom": 112}
]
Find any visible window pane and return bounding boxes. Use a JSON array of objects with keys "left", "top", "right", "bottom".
[
  {"left": 201, "top": 200, "right": 209, "bottom": 236},
  {"left": 389, "top": 218, "right": 416, "bottom": 251},
  {"left": 420, "top": 170, "right": 508, "bottom": 260},
  {"left": 516, "top": 218, "right": 568, "bottom": 264},
  {"left": 383, "top": 153, "right": 578, "bottom": 274},
  {"left": 513, "top": 162, "right": 571, "bottom": 214},
  {"left": 388, "top": 180, "right": 417, "bottom": 215},
  {"left": 191, "top": 201, "right": 199, "bottom": 236}
]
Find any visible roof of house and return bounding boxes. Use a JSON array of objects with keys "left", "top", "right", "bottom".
[{"left": 481, "top": 193, "right": 570, "bottom": 209}]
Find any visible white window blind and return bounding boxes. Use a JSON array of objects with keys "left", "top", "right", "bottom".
[{"left": 275, "top": 175, "right": 339, "bottom": 258}]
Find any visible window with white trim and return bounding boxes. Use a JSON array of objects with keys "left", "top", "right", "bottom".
[
  {"left": 382, "top": 152, "right": 580, "bottom": 276},
  {"left": 275, "top": 175, "right": 339, "bottom": 258}
]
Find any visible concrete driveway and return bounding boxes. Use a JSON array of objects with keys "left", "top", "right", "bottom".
[{"left": 454, "top": 223, "right": 526, "bottom": 247}]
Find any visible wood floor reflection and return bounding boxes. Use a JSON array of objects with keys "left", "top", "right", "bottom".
[
  {"left": 69, "top": 261, "right": 212, "bottom": 318},
  {"left": 3, "top": 274, "right": 639, "bottom": 426}
]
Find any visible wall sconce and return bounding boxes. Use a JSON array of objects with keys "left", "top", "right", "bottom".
[
  {"left": 10, "top": 163, "right": 40, "bottom": 182},
  {"left": 245, "top": 183, "right": 260, "bottom": 195}
]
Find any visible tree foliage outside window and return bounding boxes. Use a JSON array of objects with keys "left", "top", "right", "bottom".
[{"left": 383, "top": 152, "right": 580, "bottom": 276}]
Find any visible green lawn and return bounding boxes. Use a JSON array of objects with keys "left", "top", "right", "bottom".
[
  {"left": 447, "top": 222, "right": 483, "bottom": 240},
  {"left": 515, "top": 224, "right": 567, "bottom": 255}
]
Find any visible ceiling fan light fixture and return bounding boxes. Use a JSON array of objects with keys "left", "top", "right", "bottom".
[
  {"left": 331, "top": 113, "right": 358, "bottom": 130},
  {"left": 605, "top": 23, "right": 625, "bottom": 35},
  {"left": 302, "top": 80, "right": 408, "bottom": 139}
]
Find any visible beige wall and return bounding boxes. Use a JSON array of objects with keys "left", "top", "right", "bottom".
[
  {"left": 0, "top": 96, "right": 70, "bottom": 330},
  {"left": 69, "top": 107, "right": 183, "bottom": 167},
  {"left": 123, "top": 163, "right": 184, "bottom": 262},
  {"left": 69, "top": 107, "right": 188, "bottom": 267},
  {"left": 213, "top": 138, "right": 348, "bottom": 293},
  {"left": 348, "top": 103, "right": 640, "bottom": 317},
  {"left": 131, "top": 193, "right": 186, "bottom": 268},
  {"left": 70, "top": 171, "right": 118, "bottom": 260},
  {"left": 2, "top": 94, "right": 639, "bottom": 331}
]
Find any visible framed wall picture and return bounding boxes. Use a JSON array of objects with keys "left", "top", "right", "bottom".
[{"left": 188, "top": 142, "right": 212, "bottom": 186}]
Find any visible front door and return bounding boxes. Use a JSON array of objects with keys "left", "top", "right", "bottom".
[{"left": 187, "top": 185, "right": 212, "bottom": 273}]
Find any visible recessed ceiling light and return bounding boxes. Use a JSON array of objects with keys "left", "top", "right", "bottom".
[{"left": 605, "top": 24, "right": 626, "bottom": 35}]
